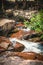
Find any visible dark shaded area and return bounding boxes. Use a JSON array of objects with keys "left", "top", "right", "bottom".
[
  {"left": 0, "top": 0, "right": 43, "bottom": 19},
  {"left": 0, "top": 0, "right": 43, "bottom": 10}
]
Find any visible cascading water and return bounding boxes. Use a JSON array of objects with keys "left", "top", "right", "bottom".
[{"left": 9, "top": 38, "right": 43, "bottom": 54}]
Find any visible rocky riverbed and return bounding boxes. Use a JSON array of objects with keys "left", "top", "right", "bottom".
[{"left": 0, "top": 8, "right": 43, "bottom": 65}]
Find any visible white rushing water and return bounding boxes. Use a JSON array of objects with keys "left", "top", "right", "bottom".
[
  {"left": 9, "top": 38, "right": 43, "bottom": 54},
  {"left": 18, "top": 27, "right": 30, "bottom": 32}
]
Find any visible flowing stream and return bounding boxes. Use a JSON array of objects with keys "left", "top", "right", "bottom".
[{"left": 9, "top": 38, "right": 43, "bottom": 54}]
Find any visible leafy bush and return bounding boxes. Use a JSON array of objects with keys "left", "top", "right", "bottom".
[
  {"left": 24, "top": 10, "right": 43, "bottom": 33},
  {"left": 30, "top": 10, "right": 43, "bottom": 32}
]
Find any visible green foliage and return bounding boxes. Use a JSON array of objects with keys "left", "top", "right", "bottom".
[
  {"left": 30, "top": 10, "right": 43, "bottom": 32},
  {"left": 24, "top": 10, "right": 43, "bottom": 33},
  {"left": 24, "top": 20, "right": 29, "bottom": 27}
]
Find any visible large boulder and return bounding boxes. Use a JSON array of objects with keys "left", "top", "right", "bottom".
[{"left": 0, "top": 19, "right": 15, "bottom": 36}]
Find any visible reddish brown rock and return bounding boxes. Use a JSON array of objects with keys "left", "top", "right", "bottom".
[
  {"left": 14, "top": 42, "right": 25, "bottom": 52},
  {"left": 0, "top": 36, "right": 11, "bottom": 50},
  {"left": 10, "top": 30, "right": 34, "bottom": 39},
  {"left": 0, "top": 36, "right": 24, "bottom": 51},
  {"left": 11, "top": 30, "right": 25, "bottom": 39},
  {"left": 7, "top": 52, "right": 43, "bottom": 61},
  {"left": 16, "top": 22, "right": 24, "bottom": 27}
]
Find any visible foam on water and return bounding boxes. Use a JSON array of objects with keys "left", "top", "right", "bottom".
[{"left": 9, "top": 38, "right": 43, "bottom": 54}]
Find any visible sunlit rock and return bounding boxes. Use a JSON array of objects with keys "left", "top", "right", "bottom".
[
  {"left": 0, "top": 19, "right": 15, "bottom": 36},
  {"left": 10, "top": 30, "right": 25, "bottom": 39}
]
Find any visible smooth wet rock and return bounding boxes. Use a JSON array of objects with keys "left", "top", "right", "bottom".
[{"left": 13, "top": 42, "right": 25, "bottom": 52}]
